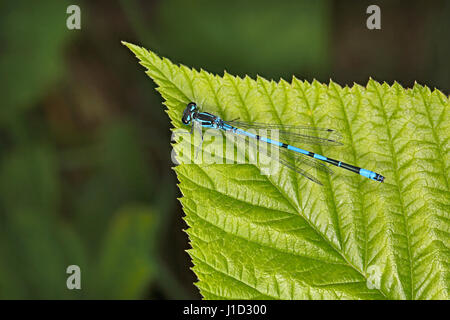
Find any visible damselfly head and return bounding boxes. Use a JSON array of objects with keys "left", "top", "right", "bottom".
[{"left": 182, "top": 102, "right": 198, "bottom": 125}]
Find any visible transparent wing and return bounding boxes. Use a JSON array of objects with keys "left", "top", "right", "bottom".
[
  {"left": 233, "top": 132, "right": 332, "bottom": 186},
  {"left": 268, "top": 142, "right": 333, "bottom": 186},
  {"left": 277, "top": 156, "right": 324, "bottom": 185},
  {"left": 225, "top": 120, "right": 343, "bottom": 146},
  {"left": 276, "top": 144, "right": 334, "bottom": 176}
]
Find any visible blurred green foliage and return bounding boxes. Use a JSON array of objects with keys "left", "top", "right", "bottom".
[
  {"left": 0, "top": 0, "right": 448, "bottom": 299},
  {"left": 0, "top": 1, "right": 69, "bottom": 128},
  {"left": 90, "top": 205, "right": 157, "bottom": 299},
  {"left": 154, "top": 0, "right": 330, "bottom": 79}
]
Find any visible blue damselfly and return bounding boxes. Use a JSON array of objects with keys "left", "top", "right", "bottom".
[{"left": 181, "top": 102, "right": 384, "bottom": 185}]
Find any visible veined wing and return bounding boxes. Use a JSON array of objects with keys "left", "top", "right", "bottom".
[
  {"left": 225, "top": 120, "right": 343, "bottom": 146},
  {"left": 271, "top": 143, "right": 334, "bottom": 185},
  {"left": 231, "top": 131, "right": 333, "bottom": 186}
]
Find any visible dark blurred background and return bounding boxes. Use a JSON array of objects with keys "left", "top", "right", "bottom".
[{"left": 0, "top": 0, "right": 448, "bottom": 299}]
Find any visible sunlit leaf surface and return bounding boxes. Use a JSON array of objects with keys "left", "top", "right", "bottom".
[{"left": 124, "top": 42, "right": 449, "bottom": 300}]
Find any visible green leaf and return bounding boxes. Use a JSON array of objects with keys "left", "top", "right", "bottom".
[{"left": 123, "top": 42, "right": 450, "bottom": 300}]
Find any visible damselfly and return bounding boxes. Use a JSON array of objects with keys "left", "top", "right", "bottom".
[{"left": 181, "top": 102, "right": 384, "bottom": 185}]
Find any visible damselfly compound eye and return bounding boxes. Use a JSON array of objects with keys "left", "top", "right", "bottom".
[{"left": 182, "top": 102, "right": 197, "bottom": 125}]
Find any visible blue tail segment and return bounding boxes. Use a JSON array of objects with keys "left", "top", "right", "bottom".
[
  {"left": 237, "top": 128, "right": 385, "bottom": 183},
  {"left": 322, "top": 156, "right": 384, "bottom": 182}
]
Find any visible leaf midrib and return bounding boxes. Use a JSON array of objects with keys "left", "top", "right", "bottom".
[
  {"left": 292, "top": 81, "right": 389, "bottom": 298},
  {"left": 373, "top": 83, "right": 414, "bottom": 299},
  {"left": 330, "top": 83, "right": 369, "bottom": 272}
]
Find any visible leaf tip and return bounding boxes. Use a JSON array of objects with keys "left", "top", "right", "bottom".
[{"left": 121, "top": 40, "right": 140, "bottom": 52}]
